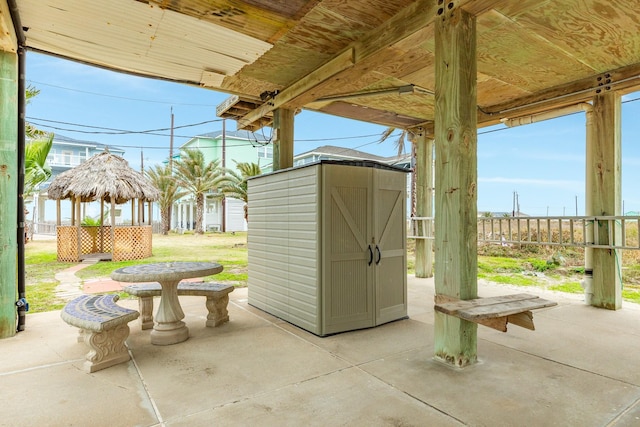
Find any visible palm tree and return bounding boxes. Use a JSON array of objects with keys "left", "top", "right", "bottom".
[
  {"left": 173, "top": 149, "right": 227, "bottom": 234},
  {"left": 24, "top": 133, "right": 53, "bottom": 197},
  {"left": 221, "top": 161, "right": 262, "bottom": 223},
  {"left": 146, "top": 164, "right": 187, "bottom": 235},
  {"left": 26, "top": 85, "right": 47, "bottom": 140},
  {"left": 24, "top": 84, "right": 53, "bottom": 196}
]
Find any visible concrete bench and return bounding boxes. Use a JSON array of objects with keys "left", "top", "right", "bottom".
[
  {"left": 434, "top": 293, "right": 557, "bottom": 332},
  {"left": 61, "top": 294, "right": 139, "bottom": 373},
  {"left": 123, "top": 282, "right": 234, "bottom": 330}
]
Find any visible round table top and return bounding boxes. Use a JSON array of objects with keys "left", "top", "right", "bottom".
[{"left": 110, "top": 261, "right": 223, "bottom": 283}]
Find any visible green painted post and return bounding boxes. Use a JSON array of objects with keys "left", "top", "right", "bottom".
[
  {"left": 0, "top": 49, "right": 18, "bottom": 338},
  {"left": 434, "top": 6, "right": 478, "bottom": 367}
]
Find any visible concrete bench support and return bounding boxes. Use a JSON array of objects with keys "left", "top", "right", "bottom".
[
  {"left": 124, "top": 282, "right": 234, "bottom": 330},
  {"left": 61, "top": 294, "right": 139, "bottom": 373},
  {"left": 434, "top": 293, "right": 557, "bottom": 332}
]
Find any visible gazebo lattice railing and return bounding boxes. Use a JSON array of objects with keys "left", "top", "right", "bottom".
[
  {"left": 48, "top": 151, "right": 159, "bottom": 262},
  {"left": 56, "top": 225, "right": 152, "bottom": 262}
]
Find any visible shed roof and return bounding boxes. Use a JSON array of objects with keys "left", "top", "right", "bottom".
[{"left": 10, "top": 1, "right": 640, "bottom": 132}]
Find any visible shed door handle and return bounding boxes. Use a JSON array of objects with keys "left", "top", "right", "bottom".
[
  {"left": 375, "top": 245, "right": 381, "bottom": 265},
  {"left": 368, "top": 245, "right": 373, "bottom": 266}
]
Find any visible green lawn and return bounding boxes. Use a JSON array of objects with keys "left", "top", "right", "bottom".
[{"left": 24, "top": 233, "right": 640, "bottom": 312}]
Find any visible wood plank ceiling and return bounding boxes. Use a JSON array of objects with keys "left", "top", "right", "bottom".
[{"left": 12, "top": 0, "right": 640, "bottom": 132}]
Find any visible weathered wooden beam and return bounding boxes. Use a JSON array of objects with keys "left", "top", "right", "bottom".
[
  {"left": 272, "top": 108, "right": 294, "bottom": 171},
  {"left": 0, "top": 49, "right": 18, "bottom": 338},
  {"left": 478, "top": 63, "right": 640, "bottom": 127},
  {"left": 237, "top": 0, "right": 509, "bottom": 130},
  {"left": 589, "top": 92, "right": 622, "bottom": 310},
  {"left": 0, "top": 0, "right": 18, "bottom": 53},
  {"left": 507, "top": 311, "right": 535, "bottom": 331},
  {"left": 433, "top": 5, "right": 478, "bottom": 368},
  {"left": 237, "top": 49, "right": 355, "bottom": 130},
  {"left": 435, "top": 295, "right": 556, "bottom": 320}
]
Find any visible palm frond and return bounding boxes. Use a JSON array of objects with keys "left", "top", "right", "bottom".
[{"left": 24, "top": 133, "right": 53, "bottom": 196}]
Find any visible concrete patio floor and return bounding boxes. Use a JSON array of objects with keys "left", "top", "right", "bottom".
[{"left": 1, "top": 276, "right": 640, "bottom": 427}]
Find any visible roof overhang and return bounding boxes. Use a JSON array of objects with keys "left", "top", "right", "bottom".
[{"left": 10, "top": 0, "right": 640, "bottom": 133}]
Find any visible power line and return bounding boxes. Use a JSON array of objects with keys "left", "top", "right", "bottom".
[
  {"left": 27, "top": 116, "right": 223, "bottom": 135},
  {"left": 27, "top": 116, "right": 393, "bottom": 143},
  {"left": 27, "top": 80, "right": 218, "bottom": 107}
]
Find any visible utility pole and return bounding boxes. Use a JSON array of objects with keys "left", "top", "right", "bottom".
[
  {"left": 168, "top": 107, "right": 174, "bottom": 233},
  {"left": 169, "top": 107, "right": 174, "bottom": 170},
  {"left": 575, "top": 195, "right": 578, "bottom": 216},
  {"left": 221, "top": 119, "right": 226, "bottom": 232},
  {"left": 141, "top": 148, "right": 145, "bottom": 223}
]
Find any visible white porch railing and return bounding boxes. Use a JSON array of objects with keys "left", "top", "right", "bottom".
[
  {"left": 408, "top": 217, "right": 434, "bottom": 241},
  {"left": 408, "top": 216, "right": 640, "bottom": 250}
]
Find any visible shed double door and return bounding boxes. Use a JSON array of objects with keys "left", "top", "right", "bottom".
[{"left": 321, "top": 164, "right": 407, "bottom": 335}]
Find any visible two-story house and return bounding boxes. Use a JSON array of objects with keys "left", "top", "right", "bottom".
[{"left": 174, "top": 129, "right": 271, "bottom": 232}]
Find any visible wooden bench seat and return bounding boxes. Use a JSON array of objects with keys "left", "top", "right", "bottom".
[
  {"left": 434, "top": 293, "right": 557, "bottom": 332},
  {"left": 61, "top": 294, "right": 139, "bottom": 373},
  {"left": 123, "top": 282, "right": 234, "bottom": 330}
]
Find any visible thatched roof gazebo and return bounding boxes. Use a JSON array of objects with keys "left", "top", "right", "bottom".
[{"left": 48, "top": 151, "right": 160, "bottom": 262}]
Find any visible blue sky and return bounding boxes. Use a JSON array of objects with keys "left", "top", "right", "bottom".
[{"left": 26, "top": 52, "right": 640, "bottom": 216}]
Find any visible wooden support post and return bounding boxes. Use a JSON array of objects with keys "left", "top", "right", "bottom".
[
  {"left": 415, "top": 130, "right": 434, "bottom": 278},
  {"left": 588, "top": 92, "right": 622, "bottom": 309},
  {"left": 76, "top": 197, "right": 82, "bottom": 259},
  {"left": 434, "top": 6, "right": 478, "bottom": 367},
  {"left": 0, "top": 49, "right": 18, "bottom": 338},
  {"left": 110, "top": 199, "right": 116, "bottom": 258},
  {"left": 100, "top": 200, "right": 104, "bottom": 253},
  {"left": 272, "top": 108, "right": 294, "bottom": 171}
]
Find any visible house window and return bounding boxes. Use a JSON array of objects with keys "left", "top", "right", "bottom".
[
  {"left": 62, "top": 150, "right": 73, "bottom": 165},
  {"left": 257, "top": 145, "right": 273, "bottom": 159}
]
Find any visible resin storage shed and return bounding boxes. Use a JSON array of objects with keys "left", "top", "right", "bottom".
[{"left": 248, "top": 160, "right": 408, "bottom": 336}]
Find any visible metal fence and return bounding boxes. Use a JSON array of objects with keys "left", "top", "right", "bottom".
[{"left": 408, "top": 216, "right": 640, "bottom": 250}]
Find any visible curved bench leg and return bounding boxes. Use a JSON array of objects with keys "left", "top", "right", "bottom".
[
  {"left": 138, "top": 296, "right": 155, "bottom": 330},
  {"left": 82, "top": 324, "right": 131, "bottom": 373},
  {"left": 205, "top": 295, "right": 230, "bottom": 327}
]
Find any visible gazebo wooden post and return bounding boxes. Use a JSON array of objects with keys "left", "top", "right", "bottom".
[
  {"left": 138, "top": 198, "right": 143, "bottom": 225},
  {"left": 75, "top": 196, "right": 82, "bottom": 261},
  {"left": 110, "top": 199, "right": 116, "bottom": 258},
  {"left": 70, "top": 197, "right": 75, "bottom": 225},
  {"left": 148, "top": 202, "right": 152, "bottom": 228},
  {"left": 100, "top": 199, "right": 105, "bottom": 253},
  {"left": 56, "top": 200, "right": 61, "bottom": 226},
  {"left": 131, "top": 200, "right": 135, "bottom": 226}
]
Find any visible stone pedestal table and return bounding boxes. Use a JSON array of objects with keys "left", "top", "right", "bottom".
[{"left": 111, "top": 262, "right": 223, "bottom": 345}]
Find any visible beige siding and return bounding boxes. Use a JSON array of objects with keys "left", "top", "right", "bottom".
[{"left": 248, "top": 165, "right": 321, "bottom": 334}]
